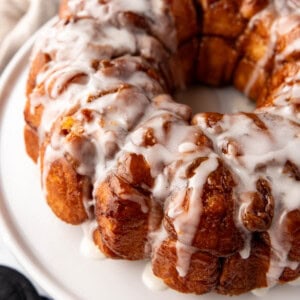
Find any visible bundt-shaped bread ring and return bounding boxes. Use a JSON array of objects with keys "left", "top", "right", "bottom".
[{"left": 24, "top": 0, "right": 300, "bottom": 296}]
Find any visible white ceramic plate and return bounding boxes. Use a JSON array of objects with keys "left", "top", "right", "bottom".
[{"left": 0, "top": 21, "right": 299, "bottom": 300}]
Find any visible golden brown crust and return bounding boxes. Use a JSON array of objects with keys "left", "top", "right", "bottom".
[
  {"left": 199, "top": 0, "right": 247, "bottom": 38},
  {"left": 217, "top": 233, "right": 270, "bottom": 295},
  {"left": 241, "top": 178, "right": 274, "bottom": 232},
  {"left": 24, "top": 50, "right": 51, "bottom": 138},
  {"left": 45, "top": 158, "right": 89, "bottom": 224},
  {"left": 152, "top": 238, "right": 219, "bottom": 294},
  {"left": 26, "top": 51, "right": 51, "bottom": 97},
  {"left": 258, "top": 62, "right": 300, "bottom": 108},
  {"left": 95, "top": 174, "right": 151, "bottom": 260},
  {"left": 276, "top": 15, "right": 300, "bottom": 62},
  {"left": 169, "top": 0, "right": 198, "bottom": 43},
  {"left": 237, "top": 12, "right": 274, "bottom": 63},
  {"left": 282, "top": 210, "right": 300, "bottom": 262},
  {"left": 165, "top": 161, "right": 244, "bottom": 256},
  {"left": 93, "top": 229, "right": 121, "bottom": 259},
  {"left": 24, "top": 125, "right": 39, "bottom": 163},
  {"left": 280, "top": 265, "right": 300, "bottom": 283},
  {"left": 234, "top": 58, "right": 268, "bottom": 100},
  {"left": 197, "top": 37, "right": 238, "bottom": 86},
  {"left": 240, "top": 0, "right": 269, "bottom": 20},
  {"left": 24, "top": 99, "right": 44, "bottom": 130},
  {"left": 234, "top": 12, "right": 275, "bottom": 99},
  {"left": 169, "top": 38, "right": 199, "bottom": 87},
  {"left": 117, "top": 153, "right": 154, "bottom": 188}
]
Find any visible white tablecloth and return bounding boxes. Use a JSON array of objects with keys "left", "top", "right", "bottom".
[{"left": 0, "top": 0, "right": 58, "bottom": 72}]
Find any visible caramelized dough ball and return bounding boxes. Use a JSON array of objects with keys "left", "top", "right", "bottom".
[{"left": 152, "top": 238, "right": 219, "bottom": 294}]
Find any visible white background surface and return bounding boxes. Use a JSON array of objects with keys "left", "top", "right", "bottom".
[{"left": 0, "top": 23, "right": 300, "bottom": 300}]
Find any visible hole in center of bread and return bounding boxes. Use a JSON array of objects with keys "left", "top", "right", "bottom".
[{"left": 175, "top": 85, "right": 255, "bottom": 115}]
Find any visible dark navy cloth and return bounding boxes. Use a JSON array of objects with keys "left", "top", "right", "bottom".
[{"left": 0, "top": 266, "right": 51, "bottom": 300}]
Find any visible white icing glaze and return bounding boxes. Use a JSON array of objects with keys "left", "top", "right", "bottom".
[
  {"left": 239, "top": 235, "right": 251, "bottom": 259},
  {"left": 142, "top": 262, "right": 168, "bottom": 291},
  {"left": 66, "top": 0, "right": 176, "bottom": 51},
  {"left": 194, "top": 110, "right": 300, "bottom": 286},
  {"left": 68, "top": 0, "right": 152, "bottom": 20},
  {"left": 274, "top": 0, "right": 300, "bottom": 15},
  {"left": 178, "top": 142, "right": 198, "bottom": 153},
  {"left": 168, "top": 156, "right": 219, "bottom": 276},
  {"left": 175, "top": 241, "right": 197, "bottom": 278},
  {"left": 80, "top": 220, "right": 106, "bottom": 259},
  {"left": 25, "top": 0, "right": 300, "bottom": 294},
  {"left": 80, "top": 236, "right": 106, "bottom": 259},
  {"left": 251, "top": 287, "right": 270, "bottom": 297}
]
